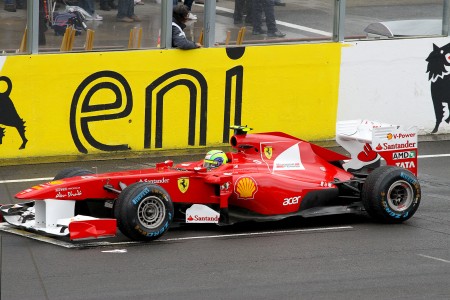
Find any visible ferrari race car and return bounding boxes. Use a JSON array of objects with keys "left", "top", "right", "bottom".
[{"left": 0, "top": 120, "right": 421, "bottom": 242}]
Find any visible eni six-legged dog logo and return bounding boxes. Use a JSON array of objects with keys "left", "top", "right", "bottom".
[
  {"left": 0, "top": 76, "right": 28, "bottom": 149},
  {"left": 426, "top": 43, "right": 450, "bottom": 133}
]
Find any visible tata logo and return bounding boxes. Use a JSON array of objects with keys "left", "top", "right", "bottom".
[
  {"left": 283, "top": 196, "right": 301, "bottom": 206},
  {"left": 395, "top": 161, "right": 415, "bottom": 168},
  {"left": 392, "top": 151, "right": 416, "bottom": 160}
]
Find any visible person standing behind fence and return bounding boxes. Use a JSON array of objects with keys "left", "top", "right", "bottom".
[
  {"left": 182, "top": 0, "right": 197, "bottom": 20},
  {"left": 234, "top": 0, "right": 252, "bottom": 25},
  {"left": 79, "top": 0, "right": 103, "bottom": 21},
  {"left": 172, "top": 4, "right": 201, "bottom": 49},
  {"left": 252, "top": 0, "right": 285, "bottom": 37},
  {"left": 116, "top": 0, "right": 140, "bottom": 22}
]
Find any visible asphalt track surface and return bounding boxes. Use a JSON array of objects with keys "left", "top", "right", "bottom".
[{"left": 0, "top": 140, "right": 450, "bottom": 300}]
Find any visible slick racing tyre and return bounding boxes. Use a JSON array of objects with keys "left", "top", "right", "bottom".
[
  {"left": 362, "top": 166, "right": 421, "bottom": 223},
  {"left": 114, "top": 182, "right": 174, "bottom": 241},
  {"left": 53, "top": 167, "right": 94, "bottom": 180}
]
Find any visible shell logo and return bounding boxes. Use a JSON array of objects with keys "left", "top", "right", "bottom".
[
  {"left": 387, "top": 133, "right": 393, "bottom": 140},
  {"left": 235, "top": 177, "right": 258, "bottom": 200}
]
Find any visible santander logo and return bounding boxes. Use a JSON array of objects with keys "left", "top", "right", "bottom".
[{"left": 187, "top": 215, "right": 220, "bottom": 222}]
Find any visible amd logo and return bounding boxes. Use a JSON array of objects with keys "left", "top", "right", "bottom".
[{"left": 392, "top": 151, "right": 416, "bottom": 160}]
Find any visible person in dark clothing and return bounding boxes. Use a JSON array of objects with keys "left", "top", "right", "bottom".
[
  {"left": 100, "top": 0, "right": 118, "bottom": 11},
  {"left": 172, "top": 4, "right": 201, "bottom": 49},
  {"left": 116, "top": 0, "right": 139, "bottom": 22},
  {"left": 252, "top": 0, "right": 286, "bottom": 37},
  {"left": 234, "top": 0, "right": 252, "bottom": 25},
  {"left": 182, "top": 0, "right": 197, "bottom": 19}
]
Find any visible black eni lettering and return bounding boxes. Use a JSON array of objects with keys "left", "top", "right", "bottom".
[
  {"left": 70, "top": 48, "right": 246, "bottom": 153},
  {"left": 70, "top": 71, "right": 132, "bottom": 153},
  {"left": 145, "top": 68, "right": 207, "bottom": 148},
  {"left": 223, "top": 47, "right": 245, "bottom": 143}
]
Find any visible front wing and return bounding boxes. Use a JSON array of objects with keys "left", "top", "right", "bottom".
[{"left": 0, "top": 201, "right": 116, "bottom": 240}]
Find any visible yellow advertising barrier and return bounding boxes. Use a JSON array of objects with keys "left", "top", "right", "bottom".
[{"left": 0, "top": 43, "right": 342, "bottom": 162}]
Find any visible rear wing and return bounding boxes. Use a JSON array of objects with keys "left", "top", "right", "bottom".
[{"left": 336, "top": 120, "right": 418, "bottom": 176}]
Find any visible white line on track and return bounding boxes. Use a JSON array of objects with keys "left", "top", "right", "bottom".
[
  {"left": 159, "top": 226, "right": 353, "bottom": 242},
  {"left": 0, "top": 223, "right": 353, "bottom": 248},
  {"left": 0, "top": 153, "right": 446, "bottom": 184},
  {"left": 418, "top": 254, "right": 450, "bottom": 263},
  {"left": 418, "top": 154, "right": 450, "bottom": 158},
  {"left": 213, "top": 5, "right": 332, "bottom": 37},
  {"left": 0, "top": 177, "right": 53, "bottom": 184}
]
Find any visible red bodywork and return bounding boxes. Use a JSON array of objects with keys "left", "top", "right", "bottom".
[{"left": 15, "top": 132, "right": 352, "bottom": 218}]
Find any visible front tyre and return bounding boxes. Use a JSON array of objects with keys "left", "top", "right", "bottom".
[
  {"left": 53, "top": 167, "right": 94, "bottom": 180},
  {"left": 114, "top": 182, "right": 174, "bottom": 241},
  {"left": 362, "top": 166, "right": 421, "bottom": 223}
]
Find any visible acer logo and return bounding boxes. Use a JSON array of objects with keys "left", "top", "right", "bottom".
[
  {"left": 283, "top": 196, "right": 301, "bottom": 206},
  {"left": 395, "top": 161, "right": 415, "bottom": 168}
]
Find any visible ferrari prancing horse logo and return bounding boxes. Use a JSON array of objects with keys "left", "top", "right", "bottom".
[
  {"left": 178, "top": 177, "right": 189, "bottom": 193},
  {"left": 264, "top": 146, "right": 273, "bottom": 159}
]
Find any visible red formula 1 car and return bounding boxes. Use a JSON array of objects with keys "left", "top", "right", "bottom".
[{"left": 0, "top": 121, "right": 421, "bottom": 242}]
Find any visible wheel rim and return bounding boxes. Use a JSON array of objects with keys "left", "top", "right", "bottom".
[
  {"left": 137, "top": 195, "right": 166, "bottom": 229},
  {"left": 387, "top": 180, "right": 414, "bottom": 212}
]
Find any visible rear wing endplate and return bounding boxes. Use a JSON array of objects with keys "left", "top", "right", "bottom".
[{"left": 336, "top": 120, "right": 418, "bottom": 176}]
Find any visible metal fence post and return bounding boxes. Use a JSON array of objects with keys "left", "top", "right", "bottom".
[
  {"left": 443, "top": 0, "right": 450, "bottom": 36},
  {"left": 160, "top": 0, "right": 174, "bottom": 49},
  {"left": 333, "top": 0, "right": 346, "bottom": 42},
  {"left": 203, "top": 0, "right": 216, "bottom": 48}
]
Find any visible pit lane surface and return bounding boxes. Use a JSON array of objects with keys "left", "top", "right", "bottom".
[{"left": 0, "top": 140, "right": 450, "bottom": 300}]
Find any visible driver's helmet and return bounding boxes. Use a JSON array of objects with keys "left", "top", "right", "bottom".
[{"left": 203, "top": 150, "right": 228, "bottom": 169}]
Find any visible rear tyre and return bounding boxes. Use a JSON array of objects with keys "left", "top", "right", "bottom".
[
  {"left": 362, "top": 166, "right": 421, "bottom": 223},
  {"left": 114, "top": 182, "right": 173, "bottom": 241},
  {"left": 53, "top": 167, "right": 94, "bottom": 180}
]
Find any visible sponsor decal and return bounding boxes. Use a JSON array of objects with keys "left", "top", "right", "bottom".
[
  {"left": 273, "top": 143, "right": 305, "bottom": 171},
  {"left": 320, "top": 181, "right": 333, "bottom": 188},
  {"left": 178, "top": 177, "right": 189, "bottom": 193},
  {"left": 392, "top": 151, "right": 416, "bottom": 160},
  {"left": 357, "top": 143, "right": 378, "bottom": 162},
  {"left": 187, "top": 215, "right": 220, "bottom": 223},
  {"left": 395, "top": 161, "right": 415, "bottom": 168},
  {"left": 132, "top": 187, "right": 150, "bottom": 205},
  {"left": 375, "top": 141, "right": 416, "bottom": 151},
  {"left": 186, "top": 204, "right": 220, "bottom": 223},
  {"left": 275, "top": 162, "right": 303, "bottom": 169},
  {"left": 387, "top": 132, "right": 416, "bottom": 140},
  {"left": 221, "top": 181, "right": 231, "bottom": 191},
  {"left": 56, "top": 189, "right": 83, "bottom": 198},
  {"left": 139, "top": 178, "right": 169, "bottom": 184},
  {"left": 264, "top": 146, "right": 273, "bottom": 159},
  {"left": 54, "top": 186, "right": 83, "bottom": 198},
  {"left": 400, "top": 172, "right": 417, "bottom": 185},
  {"left": 235, "top": 176, "right": 258, "bottom": 200},
  {"left": 48, "top": 180, "right": 64, "bottom": 185},
  {"left": 283, "top": 196, "right": 301, "bottom": 206}
]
